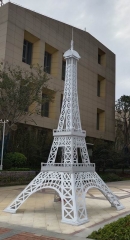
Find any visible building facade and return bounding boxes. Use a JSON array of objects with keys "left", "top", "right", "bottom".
[{"left": 0, "top": 2, "right": 115, "bottom": 142}]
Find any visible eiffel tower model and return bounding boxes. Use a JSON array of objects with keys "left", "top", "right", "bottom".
[{"left": 4, "top": 39, "right": 124, "bottom": 225}]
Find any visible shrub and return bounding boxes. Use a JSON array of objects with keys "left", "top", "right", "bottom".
[
  {"left": 9, "top": 167, "right": 30, "bottom": 171},
  {"left": 0, "top": 171, "right": 36, "bottom": 186},
  {"left": 88, "top": 214, "right": 130, "bottom": 240},
  {"left": 99, "top": 173, "right": 123, "bottom": 182},
  {"left": 3, "top": 152, "right": 27, "bottom": 169}
]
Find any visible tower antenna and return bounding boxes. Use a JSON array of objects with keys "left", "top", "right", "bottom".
[{"left": 71, "top": 27, "right": 74, "bottom": 50}]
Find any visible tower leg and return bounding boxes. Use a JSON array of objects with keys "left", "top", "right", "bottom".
[
  {"left": 4, "top": 171, "right": 124, "bottom": 225},
  {"left": 61, "top": 173, "right": 89, "bottom": 225},
  {"left": 4, "top": 171, "right": 62, "bottom": 213},
  {"left": 83, "top": 172, "right": 124, "bottom": 210}
]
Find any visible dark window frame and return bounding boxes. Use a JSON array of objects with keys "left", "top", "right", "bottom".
[
  {"left": 98, "top": 54, "right": 101, "bottom": 64},
  {"left": 98, "top": 48, "right": 106, "bottom": 66},
  {"left": 97, "top": 80, "right": 100, "bottom": 97},
  {"left": 22, "top": 39, "right": 32, "bottom": 65},
  {"left": 62, "top": 60, "right": 66, "bottom": 80},
  {"left": 44, "top": 51, "right": 51, "bottom": 74},
  {"left": 97, "top": 113, "right": 99, "bottom": 130}
]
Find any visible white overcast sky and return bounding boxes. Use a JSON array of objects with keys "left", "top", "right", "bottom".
[{"left": 3, "top": 0, "right": 130, "bottom": 100}]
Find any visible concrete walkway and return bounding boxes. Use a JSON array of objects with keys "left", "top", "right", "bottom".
[{"left": 0, "top": 181, "right": 130, "bottom": 239}]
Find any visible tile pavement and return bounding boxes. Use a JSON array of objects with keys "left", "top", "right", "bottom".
[
  {"left": 0, "top": 181, "right": 130, "bottom": 239},
  {"left": 0, "top": 229, "right": 63, "bottom": 240},
  {"left": 0, "top": 228, "right": 11, "bottom": 235}
]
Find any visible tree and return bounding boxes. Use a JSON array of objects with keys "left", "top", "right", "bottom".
[
  {"left": 115, "top": 119, "right": 124, "bottom": 151},
  {"left": 92, "top": 139, "right": 114, "bottom": 172},
  {"left": 0, "top": 62, "right": 53, "bottom": 132},
  {"left": 115, "top": 95, "right": 130, "bottom": 147},
  {"left": 7, "top": 124, "right": 53, "bottom": 169}
]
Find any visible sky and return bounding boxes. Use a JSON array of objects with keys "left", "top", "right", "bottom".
[{"left": 3, "top": 0, "right": 130, "bottom": 100}]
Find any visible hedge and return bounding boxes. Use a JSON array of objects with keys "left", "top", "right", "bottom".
[
  {"left": 0, "top": 171, "right": 36, "bottom": 186},
  {"left": 88, "top": 214, "right": 130, "bottom": 240}
]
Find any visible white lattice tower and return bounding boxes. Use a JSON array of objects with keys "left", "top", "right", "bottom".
[{"left": 4, "top": 40, "right": 124, "bottom": 225}]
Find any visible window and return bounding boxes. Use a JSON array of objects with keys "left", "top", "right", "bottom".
[
  {"left": 98, "top": 54, "right": 101, "bottom": 64},
  {"left": 97, "top": 75, "right": 105, "bottom": 97},
  {"left": 44, "top": 51, "right": 51, "bottom": 74},
  {"left": 22, "top": 39, "right": 32, "bottom": 65},
  {"left": 41, "top": 94, "right": 49, "bottom": 117},
  {"left": 96, "top": 109, "right": 105, "bottom": 131},
  {"left": 62, "top": 61, "right": 66, "bottom": 80},
  {"left": 97, "top": 80, "right": 100, "bottom": 97},
  {"left": 97, "top": 113, "right": 99, "bottom": 130},
  {"left": 98, "top": 48, "right": 106, "bottom": 66}
]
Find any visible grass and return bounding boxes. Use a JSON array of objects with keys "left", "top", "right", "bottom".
[{"left": 88, "top": 214, "right": 130, "bottom": 240}]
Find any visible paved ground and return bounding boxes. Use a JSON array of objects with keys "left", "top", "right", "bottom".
[
  {"left": 0, "top": 181, "right": 130, "bottom": 239},
  {"left": 0, "top": 227, "right": 63, "bottom": 240}
]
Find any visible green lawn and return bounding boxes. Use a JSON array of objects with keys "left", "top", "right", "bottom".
[{"left": 88, "top": 214, "right": 130, "bottom": 240}]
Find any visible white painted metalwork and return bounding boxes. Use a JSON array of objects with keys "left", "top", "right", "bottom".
[{"left": 4, "top": 40, "right": 124, "bottom": 225}]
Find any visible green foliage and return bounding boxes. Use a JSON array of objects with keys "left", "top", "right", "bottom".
[
  {"left": 88, "top": 214, "right": 130, "bottom": 240},
  {"left": 0, "top": 62, "right": 53, "bottom": 128},
  {"left": 99, "top": 173, "right": 122, "bottom": 182},
  {"left": 115, "top": 119, "right": 124, "bottom": 151},
  {"left": 0, "top": 171, "right": 35, "bottom": 186},
  {"left": 0, "top": 61, "right": 54, "bottom": 169},
  {"left": 92, "top": 139, "right": 114, "bottom": 172},
  {"left": 3, "top": 152, "right": 27, "bottom": 169},
  {"left": 112, "top": 150, "right": 130, "bottom": 173},
  {"left": 9, "top": 168, "right": 30, "bottom": 171},
  {"left": 116, "top": 95, "right": 130, "bottom": 114},
  {"left": 8, "top": 124, "right": 53, "bottom": 169},
  {"left": 115, "top": 95, "right": 130, "bottom": 147},
  {"left": 86, "top": 137, "right": 130, "bottom": 175}
]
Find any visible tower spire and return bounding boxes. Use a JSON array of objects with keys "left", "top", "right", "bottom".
[{"left": 71, "top": 27, "right": 73, "bottom": 50}]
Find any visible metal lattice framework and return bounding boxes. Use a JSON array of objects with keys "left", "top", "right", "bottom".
[{"left": 4, "top": 40, "right": 124, "bottom": 225}]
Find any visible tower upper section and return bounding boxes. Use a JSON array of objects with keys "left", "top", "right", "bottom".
[
  {"left": 63, "top": 40, "right": 80, "bottom": 60},
  {"left": 53, "top": 40, "right": 86, "bottom": 137}
]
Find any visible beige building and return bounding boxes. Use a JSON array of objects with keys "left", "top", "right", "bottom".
[{"left": 0, "top": 2, "right": 115, "bottom": 142}]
